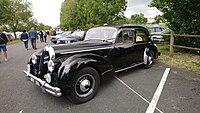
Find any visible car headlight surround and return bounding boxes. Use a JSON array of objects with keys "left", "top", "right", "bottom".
[
  {"left": 48, "top": 60, "right": 54, "bottom": 72},
  {"left": 31, "top": 54, "right": 37, "bottom": 64}
]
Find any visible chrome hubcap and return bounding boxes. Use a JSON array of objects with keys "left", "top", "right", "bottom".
[
  {"left": 80, "top": 79, "right": 91, "bottom": 92},
  {"left": 148, "top": 56, "right": 153, "bottom": 65},
  {"left": 75, "top": 74, "right": 95, "bottom": 97}
]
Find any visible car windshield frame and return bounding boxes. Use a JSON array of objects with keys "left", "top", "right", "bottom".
[
  {"left": 84, "top": 27, "right": 118, "bottom": 42},
  {"left": 62, "top": 31, "right": 72, "bottom": 36},
  {"left": 150, "top": 27, "right": 164, "bottom": 33},
  {"left": 71, "top": 31, "right": 85, "bottom": 37}
]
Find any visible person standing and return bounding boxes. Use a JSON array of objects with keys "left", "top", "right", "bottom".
[
  {"left": 20, "top": 30, "right": 29, "bottom": 50},
  {"left": 43, "top": 30, "right": 47, "bottom": 43},
  {"left": 28, "top": 27, "right": 38, "bottom": 49},
  {"left": 0, "top": 32, "right": 8, "bottom": 62},
  {"left": 46, "top": 30, "right": 51, "bottom": 45},
  {"left": 39, "top": 30, "right": 44, "bottom": 43}
]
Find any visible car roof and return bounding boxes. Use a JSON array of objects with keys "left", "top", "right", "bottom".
[
  {"left": 93, "top": 24, "right": 147, "bottom": 30},
  {"left": 150, "top": 26, "right": 164, "bottom": 29}
]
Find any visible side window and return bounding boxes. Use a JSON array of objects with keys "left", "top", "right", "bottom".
[
  {"left": 116, "top": 30, "right": 134, "bottom": 43},
  {"left": 135, "top": 29, "right": 150, "bottom": 43}
]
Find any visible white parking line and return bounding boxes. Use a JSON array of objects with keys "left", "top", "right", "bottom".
[
  {"left": 146, "top": 68, "right": 170, "bottom": 113},
  {"left": 115, "top": 76, "right": 163, "bottom": 113},
  {"left": 19, "top": 110, "right": 23, "bottom": 113}
]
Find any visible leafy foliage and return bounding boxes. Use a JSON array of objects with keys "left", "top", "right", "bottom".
[
  {"left": 154, "top": 15, "right": 166, "bottom": 24},
  {"left": 8, "top": 0, "right": 32, "bottom": 38},
  {"left": 0, "top": 0, "right": 52, "bottom": 38},
  {"left": 130, "top": 13, "right": 147, "bottom": 25},
  {"left": 150, "top": 0, "right": 200, "bottom": 48},
  {"left": 60, "top": 0, "right": 127, "bottom": 30},
  {"left": 0, "top": 0, "right": 33, "bottom": 38},
  {"left": 0, "top": 0, "right": 10, "bottom": 25},
  {"left": 60, "top": 0, "right": 78, "bottom": 30}
]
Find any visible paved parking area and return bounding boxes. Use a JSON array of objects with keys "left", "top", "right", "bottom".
[{"left": 0, "top": 42, "right": 200, "bottom": 113}]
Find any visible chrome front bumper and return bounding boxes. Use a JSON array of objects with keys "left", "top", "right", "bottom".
[{"left": 24, "top": 70, "right": 62, "bottom": 97}]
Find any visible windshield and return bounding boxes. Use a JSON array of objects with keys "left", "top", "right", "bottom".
[
  {"left": 150, "top": 27, "right": 164, "bottom": 33},
  {"left": 62, "top": 31, "right": 72, "bottom": 36},
  {"left": 71, "top": 31, "right": 85, "bottom": 37},
  {"left": 84, "top": 27, "right": 117, "bottom": 42}
]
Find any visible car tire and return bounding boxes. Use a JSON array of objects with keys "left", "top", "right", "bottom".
[
  {"left": 69, "top": 67, "right": 100, "bottom": 104},
  {"left": 143, "top": 50, "right": 154, "bottom": 68}
]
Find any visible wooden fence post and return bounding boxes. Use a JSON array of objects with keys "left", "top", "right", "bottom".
[{"left": 170, "top": 32, "right": 174, "bottom": 55}]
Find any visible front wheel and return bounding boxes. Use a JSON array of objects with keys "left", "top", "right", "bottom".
[
  {"left": 143, "top": 50, "right": 155, "bottom": 68},
  {"left": 69, "top": 67, "right": 100, "bottom": 104}
]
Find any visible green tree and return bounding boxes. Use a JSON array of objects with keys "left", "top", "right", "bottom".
[
  {"left": 150, "top": 0, "right": 200, "bottom": 34},
  {"left": 0, "top": 25, "right": 9, "bottom": 32},
  {"left": 150, "top": 0, "right": 200, "bottom": 48},
  {"left": 112, "top": 17, "right": 131, "bottom": 25},
  {"left": 36, "top": 23, "right": 52, "bottom": 31},
  {"left": 60, "top": 0, "right": 78, "bottom": 30},
  {"left": 0, "top": 0, "right": 10, "bottom": 25},
  {"left": 60, "top": 0, "right": 127, "bottom": 30},
  {"left": 26, "top": 18, "right": 38, "bottom": 30},
  {"left": 130, "top": 13, "right": 147, "bottom": 25},
  {"left": 155, "top": 15, "right": 166, "bottom": 24},
  {"left": 0, "top": 0, "right": 32, "bottom": 39}
]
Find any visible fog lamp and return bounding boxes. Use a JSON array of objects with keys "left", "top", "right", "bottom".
[
  {"left": 44, "top": 73, "right": 51, "bottom": 83},
  {"left": 48, "top": 60, "right": 54, "bottom": 72}
]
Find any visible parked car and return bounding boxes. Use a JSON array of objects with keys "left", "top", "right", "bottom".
[
  {"left": 57, "top": 30, "right": 86, "bottom": 44},
  {"left": 4, "top": 32, "right": 15, "bottom": 41},
  {"left": 24, "top": 24, "right": 160, "bottom": 104},
  {"left": 51, "top": 31, "right": 72, "bottom": 44},
  {"left": 10, "top": 32, "right": 22, "bottom": 39},
  {"left": 150, "top": 26, "right": 165, "bottom": 43},
  {"left": 160, "top": 28, "right": 173, "bottom": 43}
]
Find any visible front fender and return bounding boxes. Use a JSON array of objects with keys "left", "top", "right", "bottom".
[{"left": 57, "top": 53, "right": 114, "bottom": 87}]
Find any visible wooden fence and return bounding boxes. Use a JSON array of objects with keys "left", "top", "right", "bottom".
[{"left": 151, "top": 33, "right": 200, "bottom": 55}]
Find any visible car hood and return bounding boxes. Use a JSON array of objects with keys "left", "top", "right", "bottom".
[
  {"left": 52, "top": 40, "right": 113, "bottom": 54},
  {"left": 51, "top": 35, "right": 62, "bottom": 39},
  {"left": 58, "top": 36, "right": 78, "bottom": 41}
]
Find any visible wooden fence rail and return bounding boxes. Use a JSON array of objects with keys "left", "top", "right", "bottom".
[{"left": 150, "top": 33, "right": 200, "bottom": 55}]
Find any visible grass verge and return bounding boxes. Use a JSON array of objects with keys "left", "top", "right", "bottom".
[{"left": 157, "top": 45, "right": 200, "bottom": 74}]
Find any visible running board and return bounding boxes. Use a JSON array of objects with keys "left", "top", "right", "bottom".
[{"left": 115, "top": 62, "right": 144, "bottom": 73}]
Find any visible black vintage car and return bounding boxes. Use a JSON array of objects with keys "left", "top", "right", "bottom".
[{"left": 24, "top": 24, "right": 160, "bottom": 103}]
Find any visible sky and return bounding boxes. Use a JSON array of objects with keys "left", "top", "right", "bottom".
[
  {"left": 125, "top": 0, "right": 162, "bottom": 18},
  {"left": 27, "top": 0, "right": 162, "bottom": 27}
]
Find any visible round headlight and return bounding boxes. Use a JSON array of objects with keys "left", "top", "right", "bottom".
[
  {"left": 31, "top": 55, "right": 37, "bottom": 64},
  {"left": 44, "top": 73, "right": 51, "bottom": 83},
  {"left": 48, "top": 60, "right": 54, "bottom": 72}
]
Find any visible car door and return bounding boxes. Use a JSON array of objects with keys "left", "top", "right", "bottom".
[
  {"left": 110, "top": 28, "right": 136, "bottom": 70},
  {"left": 133, "top": 28, "right": 151, "bottom": 63}
]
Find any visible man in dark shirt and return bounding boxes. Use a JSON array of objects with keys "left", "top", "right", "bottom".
[{"left": 20, "top": 30, "right": 29, "bottom": 50}]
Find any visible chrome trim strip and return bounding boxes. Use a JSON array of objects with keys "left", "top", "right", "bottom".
[
  {"left": 24, "top": 70, "right": 62, "bottom": 97},
  {"left": 59, "top": 47, "right": 112, "bottom": 54},
  {"left": 115, "top": 62, "right": 144, "bottom": 73}
]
